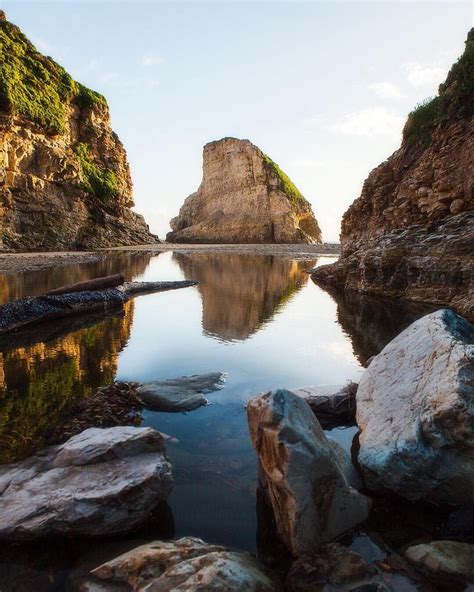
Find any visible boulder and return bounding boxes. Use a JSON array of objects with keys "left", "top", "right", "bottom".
[
  {"left": 356, "top": 309, "right": 474, "bottom": 504},
  {"left": 247, "top": 389, "right": 371, "bottom": 556},
  {"left": 285, "top": 543, "right": 376, "bottom": 591},
  {"left": 0, "top": 427, "right": 173, "bottom": 540},
  {"left": 137, "top": 372, "right": 226, "bottom": 412},
  {"left": 405, "top": 541, "right": 474, "bottom": 580},
  {"left": 79, "top": 537, "right": 282, "bottom": 591},
  {"left": 292, "top": 382, "right": 357, "bottom": 427}
]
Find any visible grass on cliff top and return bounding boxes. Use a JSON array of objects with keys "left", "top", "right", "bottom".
[
  {"left": 0, "top": 17, "right": 106, "bottom": 133},
  {"left": 262, "top": 154, "right": 310, "bottom": 208},
  {"left": 74, "top": 142, "right": 118, "bottom": 200},
  {"left": 403, "top": 27, "right": 474, "bottom": 145}
]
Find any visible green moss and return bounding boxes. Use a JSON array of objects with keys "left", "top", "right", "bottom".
[
  {"left": 403, "top": 28, "right": 474, "bottom": 145},
  {"left": 0, "top": 17, "right": 106, "bottom": 133},
  {"left": 74, "top": 142, "right": 118, "bottom": 200},
  {"left": 262, "top": 154, "right": 310, "bottom": 208}
]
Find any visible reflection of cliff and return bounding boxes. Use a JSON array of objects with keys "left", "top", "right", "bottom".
[
  {"left": 0, "top": 301, "right": 134, "bottom": 463},
  {"left": 0, "top": 252, "right": 153, "bottom": 304},
  {"left": 318, "top": 285, "right": 435, "bottom": 366},
  {"left": 175, "top": 253, "right": 315, "bottom": 341}
]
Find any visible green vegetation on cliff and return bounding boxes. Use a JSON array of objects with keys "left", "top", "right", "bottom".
[
  {"left": 74, "top": 142, "right": 119, "bottom": 200},
  {"left": 262, "top": 154, "right": 310, "bottom": 208},
  {"left": 0, "top": 15, "right": 106, "bottom": 133},
  {"left": 403, "top": 28, "right": 474, "bottom": 145}
]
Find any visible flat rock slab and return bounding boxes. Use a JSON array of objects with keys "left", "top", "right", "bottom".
[
  {"left": 0, "top": 427, "right": 173, "bottom": 541},
  {"left": 356, "top": 309, "right": 474, "bottom": 504},
  {"left": 405, "top": 540, "right": 474, "bottom": 580},
  {"left": 137, "top": 372, "right": 226, "bottom": 412},
  {"left": 78, "top": 536, "right": 282, "bottom": 591},
  {"left": 247, "top": 389, "right": 371, "bottom": 556}
]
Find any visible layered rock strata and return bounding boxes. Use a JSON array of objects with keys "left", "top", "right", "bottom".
[
  {"left": 313, "top": 29, "right": 474, "bottom": 318},
  {"left": 0, "top": 11, "right": 157, "bottom": 250},
  {"left": 167, "top": 137, "right": 322, "bottom": 244}
]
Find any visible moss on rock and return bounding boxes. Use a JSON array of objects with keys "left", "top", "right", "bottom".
[
  {"left": 262, "top": 153, "right": 310, "bottom": 208},
  {"left": 74, "top": 142, "right": 118, "bottom": 200}
]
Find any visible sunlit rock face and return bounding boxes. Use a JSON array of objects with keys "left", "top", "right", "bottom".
[
  {"left": 167, "top": 138, "right": 322, "bottom": 244},
  {"left": 313, "top": 30, "right": 474, "bottom": 319},
  {"left": 174, "top": 253, "right": 314, "bottom": 340},
  {"left": 0, "top": 13, "right": 157, "bottom": 250}
]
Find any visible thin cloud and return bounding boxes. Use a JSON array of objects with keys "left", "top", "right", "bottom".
[
  {"left": 369, "top": 81, "right": 405, "bottom": 99},
  {"left": 142, "top": 53, "right": 163, "bottom": 67},
  {"left": 402, "top": 62, "right": 446, "bottom": 88},
  {"left": 331, "top": 107, "right": 404, "bottom": 138}
]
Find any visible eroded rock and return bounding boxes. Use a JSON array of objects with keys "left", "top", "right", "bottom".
[
  {"left": 356, "top": 309, "right": 474, "bottom": 504},
  {"left": 167, "top": 138, "right": 322, "bottom": 244},
  {"left": 405, "top": 541, "right": 474, "bottom": 580},
  {"left": 0, "top": 427, "right": 173, "bottom": 540},
  {"left": 137, "top": 372, "right": 226, "bottom": 412},
  {"left": 80, "top": 537, "right": 282, "bottom": 591},
  {"left": 247, "top": 389, "right": 371, "bottom": 556}
]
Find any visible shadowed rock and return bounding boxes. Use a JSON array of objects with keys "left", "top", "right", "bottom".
[
  {"left": 0, "top": 426, "right": 173, "bottom": 541},
  {"left": 405, "top": 541, "right": 474, "bottom": 581}
]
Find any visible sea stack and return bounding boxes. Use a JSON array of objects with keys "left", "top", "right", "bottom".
[
  {"left": 312, "top": 29, "right": 474, "bottom": 319},
  {"left": 167, "top": 137, "right": 322, "bottom": 244},
  {"left": 0, "top": 12, "right": 158, "bottom": 250}
]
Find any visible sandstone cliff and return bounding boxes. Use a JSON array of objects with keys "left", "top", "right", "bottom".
[
  {"left": 0, "top": 11, "right": 157, "bottom": 251},
  {"left": 167, "top": 137, "right": 322, "bottom": 244},
  {"left": 313, "top": 29, "right": 473, "bottom": 319}
]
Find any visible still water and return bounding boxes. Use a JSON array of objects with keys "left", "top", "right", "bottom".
[{"left": 0, "top": 251, "right": 435, "bottom": 591}]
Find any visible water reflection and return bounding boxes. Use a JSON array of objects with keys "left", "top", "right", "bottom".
[
  {"left": 316, "top": 285, "right": 436, "bottom": 365},
  {"left": 174, "top": 253, "right": 316, "bottom": 341}
]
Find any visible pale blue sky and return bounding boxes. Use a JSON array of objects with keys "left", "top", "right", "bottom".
[{"left": 2, "top": 1, "right": 472, "bottom": 240}]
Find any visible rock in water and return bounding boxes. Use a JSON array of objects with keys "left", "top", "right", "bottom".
[
  {"left": 247, "top": 389, "right": 371, "bottom": 556},
  {"left": 137, "top": 372, "right": 226, "bottom": 412},
  {"left": 79, "top": 537, "right": 282, "bottom": 591},
  {"left": 312, "top": 29, "right": 474, "bottom": 319},
  {"left": 405, "top": 541, "right": 474, "bottom": 580},
  {"left": 0, "top": 427, "right": 173, "bottom": 540},
  {"left": 167, "top": 137, "right": 322, "bottom": 244},
  {"left": 0, "top": 13, "right": 158, "bottom": 250},
  {"left": 356, "top": 309, "right": 474, "bottom": 504}
]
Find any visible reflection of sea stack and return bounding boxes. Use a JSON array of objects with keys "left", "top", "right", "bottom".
[
  {"left": 167, "top": 138, "right": 322, "bottom": 244},
  {"left": 174, "top": 253, "right": 315, "bottom": 341}
]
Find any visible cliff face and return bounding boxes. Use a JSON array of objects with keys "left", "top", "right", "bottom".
[
  {"left": 167, "top": 137, "right": 322, "bottom": 244},
  {"left": 0, "top": 12, "right": 157, "bottom": 251},
  {"left": 313, "top": 29, "right": 474, "bottom": 319}
]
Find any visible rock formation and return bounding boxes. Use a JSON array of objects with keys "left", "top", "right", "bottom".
[
  {"left": 167, "top": 137, "right": 322, "bottom": 244},
  {"left": 356, "top": 309, "right": 474, "bottom": 505},
  {"left": 79, "top": 537, "right": 282, "bottom": 591},
  {"left": 0, "top": 426, "right": 173, "bottom": 540},
  {"left": 0, "top": 11, "right": 157, "bottom": 250},
  {"left": 312, "top": 29, "right": 474, "bottom": 319},
  {"left": 247, "top": 389, "right": 371, "bottom": 556}
]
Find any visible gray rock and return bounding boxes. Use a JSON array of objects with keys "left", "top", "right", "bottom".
[
  {"left": 137, "top": 372, "right": 226, "bottom": 412},
  {"left": 79, "top": 537, "right": 282, "bottom": 591},
  {"left": 292, "top": 382, "right": 357, "bottom": 427},
  {"left": 0, "top": 427, "right": 173, "bottom": 541},
  {"left": 247, "top": 389, "right": 371, "bottom": 556},
  {"left": 356, "top": 309, "right": 474, "bottom": 504},
  {"left": 405, "top": 540, "right": 474, "bottom": 580}
]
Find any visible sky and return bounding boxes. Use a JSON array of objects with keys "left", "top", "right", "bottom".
[{"left": 2, "top": 1, "right": 472, "bottom": 241}]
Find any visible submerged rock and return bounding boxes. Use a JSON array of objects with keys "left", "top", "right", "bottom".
[
  {"left": 247, "top": 389, "right": 371, "bottom": 556},
  {"left": 405, "top": 541, "right": 474, "bottom": 580},
  {"left": 292, "top": 382, "right": 357, "bottom": 427},
  {"left": 356, "top": 309, "right": 474, "bottom": 504},
  {"left": 137, "top": 372, "right": 226, "bottom": 412},
  {"left": 285, "top": 543, "right": 377, "bottom": 591},
  {"left": 167, "top": 137, "right": 322, "bottom": 244},
  {"left": 0, "top": 426, "right": 173, "bottom": 540},
  {"left": 79, "top": 537, "right": 282, "bottom": 591}
]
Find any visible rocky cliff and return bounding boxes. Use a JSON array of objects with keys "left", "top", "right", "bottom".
[
  {"left": 0, "top": 11, "right": 157, "bottom": 251},
  {"left": 313, "top": 29, "right": 474, "bottom": 319},
  {"left": 167, "top": 137, "right": 322, "bottom": 244}
]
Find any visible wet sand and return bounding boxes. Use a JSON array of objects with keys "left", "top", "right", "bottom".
[{"left": 0, "top": 243, "right": 339, "bottom": 274}]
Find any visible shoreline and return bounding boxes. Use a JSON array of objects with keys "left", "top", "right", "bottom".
[{"left": 0, "top": 243, "right": 340, "bottom": 275}]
